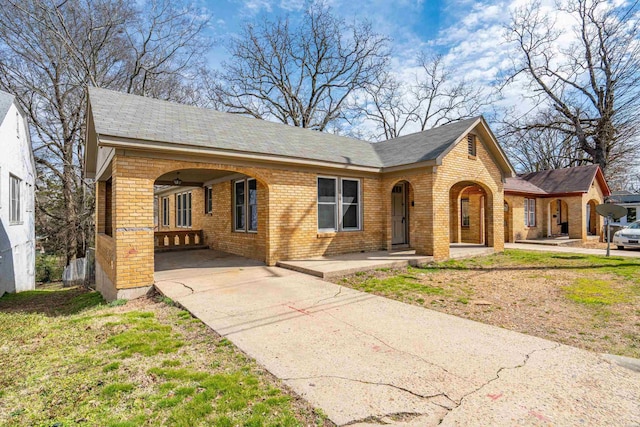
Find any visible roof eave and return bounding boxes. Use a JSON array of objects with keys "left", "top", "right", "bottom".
[{"left": 97, "top": 135, "right": 384, "bottom": 173}]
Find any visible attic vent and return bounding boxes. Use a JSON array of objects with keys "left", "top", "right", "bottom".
[{"left": 467, "top": 134, "right": 476, "bottom": 156}]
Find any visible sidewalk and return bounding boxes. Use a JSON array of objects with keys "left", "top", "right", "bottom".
[{"left": 505, "top": 242, "right": 640, "bottom": 258}]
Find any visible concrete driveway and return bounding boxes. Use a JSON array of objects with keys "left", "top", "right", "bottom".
[{"left": 155, "top": 250, "right": 640, "bottom": 426}]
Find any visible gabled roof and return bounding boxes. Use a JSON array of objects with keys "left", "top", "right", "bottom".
[
  {"left": 504, "top": 177, "right": 547, "bottom": 195},
  {"left": 85, "top": 88, "right": 515, "bottom": 178},
  {"left": 505, "top": 165, "right": 611, "bottom": 196},
  {"left": 0, "top": 89, "right": 15, "bottom": 123}
]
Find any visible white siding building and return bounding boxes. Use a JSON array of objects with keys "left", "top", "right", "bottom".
[{"left": 0, "top": 90, "right": 35, "bottom": 296}]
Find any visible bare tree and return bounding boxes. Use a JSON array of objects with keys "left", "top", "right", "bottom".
[
  {"left": 357, "top": 53, "right": 491, "bottom": 140},
  {"left": 501, "top": 0, "right": 640, "bottom": 176},
  {"left": 214, "top": 1, "right": 389, "bottom": 131},
  {"left": 0, "top": 0, "right": 210, "bottom": 262}
]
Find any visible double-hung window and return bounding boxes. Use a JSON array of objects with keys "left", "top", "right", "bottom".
[
  {"left": 317, "top": 177, "right": 361, "bottom": 232},
  {"left": 461, "top": 198, "right": 470, "bottom": 227},
  {"left": 10, "top": 175, "right": 21, "bottom": 224},
  {"left": 161, "top": 197, "right": 170, "bottom": 226},
  {"left": 234, "top": 178, "right": 257, "bottom": 232},
  {"left": 176, "top": 191, "right": 192, "bottom": 228},
  {"left": 524, "top": 198, "right": 536, "bottom": 227},
  {"left": 204, "top": 186, "right": 213, "bottom": 214}
]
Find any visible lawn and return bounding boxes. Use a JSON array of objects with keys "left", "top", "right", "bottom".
[
  {"left": 0, "top": 284, "right": 330, "bottom": 427},
  {"left": 338, "top": 249, "right": 640, "bottom": 358}
]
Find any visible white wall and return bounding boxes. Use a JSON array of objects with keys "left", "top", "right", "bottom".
[{"left": 0, "top": 102, "right": 36, "bottom": 295}]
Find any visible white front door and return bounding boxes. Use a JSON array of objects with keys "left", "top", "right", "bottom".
[{"left": 392, "top": 184, "right": 406, "bottom": 245}]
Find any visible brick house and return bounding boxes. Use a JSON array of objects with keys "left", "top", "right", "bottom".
[
  {"left": 504, "top": 165, "right": 610, "bottom": 242},
  {"left": 85, "top": 88, "right": 515, "bottom": 300}
]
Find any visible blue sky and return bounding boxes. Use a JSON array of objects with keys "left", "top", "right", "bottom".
[{"left": 203, "top": 0, "right": 489, "bottom": 66}]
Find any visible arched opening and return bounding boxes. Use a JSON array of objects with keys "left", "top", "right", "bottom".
[
  {"left": 504, "top": 201, "right": 512, "bottom": 243},
  {"left": 152, "top": 167, "right": 269, "bottom": 271},
  {"left": 549, "top": 199, "right": 569, "bottom": 236},
  {"left": 449, "top": 181, "right": 492, "bottom": 247},
  {"left": 587, "top": 199, "right": 599, "bottom": 236},
  {"left": 389, "top": 180, "right": 414, "bottom": 247}
]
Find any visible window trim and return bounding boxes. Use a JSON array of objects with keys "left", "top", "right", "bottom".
[
  {"left": 317, "top": 176, "right": 362, "bottom": 232},
  {"left": 9, "top": 174, "right": 21, "bottom": 225},
  {"left": 461, "top": 198, "right": 470, "bottom": 227},
  {"left": 176, "top": 191, "right": 192, "bottom": 228},
  {"left": 161, "top": 196, "right": 170, "bottom": 227},
  {"left": 204, "top": 186, "right": 213, "bottom": 214},
  {"left": 233, "top": 178, "right": 258, "bottom": 233},
  {"left": 524, "top": 198, "right": 536, "bottom": 227}
]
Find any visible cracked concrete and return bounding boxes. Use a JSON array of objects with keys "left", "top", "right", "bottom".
[{"left": 155, "top": 250, "right": 640, "bottom": 426}]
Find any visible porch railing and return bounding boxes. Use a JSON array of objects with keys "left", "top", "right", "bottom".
[{"left": 155, "top": 230, "right": 205, "bottom": 251}]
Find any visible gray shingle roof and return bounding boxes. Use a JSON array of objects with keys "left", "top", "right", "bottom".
[
  {"left": 88, "top": 87, "right": 484, "bottom": 169},
  {"left": 0, "top": 90, "right": 14, "bottom": 123},
  {"left": 372, "top": 117, "right": 480, "bottom": 167},
  {"left": 89, "top": 87, "right": 383, "bottom": 167}
]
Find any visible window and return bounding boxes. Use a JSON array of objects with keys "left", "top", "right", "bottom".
[
  {"left": 10, "top": 175, "right": 21, "bottom": 224},
  {"left": 248, "top": 179, "right": 257, "bottom": 231},
  {"left": 627, "top": 207, "right": 637, "bottom": 222},
  {"left": 467, "top": 134, "right": 476, "bottom": 156},
  {"left": 234, "top": 178, "right": 258, "bottom": 232},
  {"left": 524, "top": 198, "right": 536, "bottom": 227},
  {"left": 341, "top": 179, "right": 360, "bottom": 230},
  {"left": 204, "top": 186, "right": 213, "bottom": 214},
  {"left": 176, "top": 191, "right": 192, "bottom": 228},
  {"left": 162, "top": 197, "right": 170, "bottom": 226},
  {"left": 317, "top": 177, "right": 361, "bottom": 231},
  {"left": 318, "top": 178, "right": 337, "bottom": 231},
  {"left": 461, "top": 198, "right": 470, "bottom": 227}
]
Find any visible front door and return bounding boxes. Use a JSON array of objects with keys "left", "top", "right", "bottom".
[{"left": 391, "top": 184, "right": 406, "bottom": 245}]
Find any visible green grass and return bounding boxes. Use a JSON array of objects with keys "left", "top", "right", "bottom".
[
  {"left": 0, "top": 286, "right": 326, "bottom": 426},
  {"left": 565, "top": 278, "right": 633, "bottom": 306},
  {"left": 348, "top": 272, "right": 445, "bottom": 298}
]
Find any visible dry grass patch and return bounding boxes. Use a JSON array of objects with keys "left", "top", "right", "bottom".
[
  {"left": 0, "top": 285, "right": 331, "bottom": 427},
  {"left": 338, "top": 249, "right": 640, "bottom": 358}
]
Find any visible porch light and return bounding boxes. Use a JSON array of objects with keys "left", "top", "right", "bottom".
[{"left": 173, "top": 173, "right": 182, "bottom": 186}]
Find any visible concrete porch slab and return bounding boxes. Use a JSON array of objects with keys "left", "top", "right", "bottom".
[
  {"left": 276, "top": 250, "right": 433, "bottom": 279},
  {"left": 277, "top": 245, "right": 495, "bottom": 279}
]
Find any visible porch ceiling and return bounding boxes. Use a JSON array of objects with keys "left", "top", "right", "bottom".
[{"left": 155, "top": 168, "right": 238, "bottom": 186}]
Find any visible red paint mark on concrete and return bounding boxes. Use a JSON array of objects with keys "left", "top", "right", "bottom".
[
  {"left": 127, "top": 247, "right": 138, "bottom": 256},
  {"left": 528, "top": 410, "right": 549, "bottom": 421},
  {"left": 487, "top": 393, "right": 503, "bottom": 401},
  {"left": 287, "top": 305, "right": 310, "bottom": 315}
]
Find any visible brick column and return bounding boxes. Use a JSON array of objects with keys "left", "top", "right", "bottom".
[
  {"left": 567, "top": 197, "right": 586, "bottom": 240},
  {"left": 112, "top": 156, "right": 155, "bottom": 290}
]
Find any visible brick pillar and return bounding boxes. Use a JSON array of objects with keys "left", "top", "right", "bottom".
[
  {"left": 567, "top": 197, "right": 586, "bottom": 240},
  {"left": 490, "top": 191, "right": 504, "bottom": 252},
  {"left": 112, "top": 156, "right": 155, "bottom": 290},
  {"left": 450, "top": 195, "right": 460, "bottom": 243}
]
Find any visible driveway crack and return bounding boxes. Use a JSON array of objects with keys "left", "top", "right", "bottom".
[
  {"left": 158, "top": 280, "right": 195, "bottom": 294},
  {"left": 317, "top": 309, "right": 468, "bottom": 385},
  {"left": 437, "top": 342, "right": 562, "bottom": 424},
  {"left": 311, "top": 285, "right": 344, "bottom": 307}
]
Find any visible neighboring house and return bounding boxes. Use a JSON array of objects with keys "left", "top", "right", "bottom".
[
  {"left": 84, "top": 88, "right": 515, "bottom": 301},
  {"left": 0, "top": 90, "right": 36, "bottom": 296},
  {"left": 607, "top": 191, "right": 639, "bottom": 225},
  {"left": 504, "top": 165, "right": 610, "bottom": 242}
]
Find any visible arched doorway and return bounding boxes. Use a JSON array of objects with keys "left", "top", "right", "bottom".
[
  {"left": 549, "top": 199, "right": 569, "bottom": 236},
  {"left": 449, "top": 182, "right": 491, "bottom": 246},
  {"left": 587, "top": 199, "right": 599, "bottom": 236}
]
